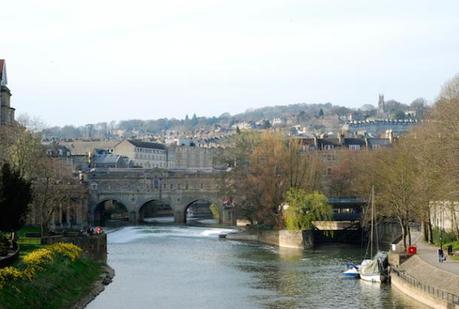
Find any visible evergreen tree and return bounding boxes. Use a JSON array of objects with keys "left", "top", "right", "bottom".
[{"left": 0, "top": 163, "right": 32, "bottom": 235}]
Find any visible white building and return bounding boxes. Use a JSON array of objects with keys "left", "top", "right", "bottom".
[{"left": 114, "top": 140, "right": 167, "bottom": 168}]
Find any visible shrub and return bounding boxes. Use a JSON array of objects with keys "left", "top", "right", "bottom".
[{"left": 0, "top": 267, "right": 23, "bottom": 288}]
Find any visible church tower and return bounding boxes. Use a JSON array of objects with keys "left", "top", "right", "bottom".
[
  {"left": 377, "top": 94, "right": 385, "bottom": 117},
  {"left": 0, "top": 59, "right": 15, "bottom": 126}
]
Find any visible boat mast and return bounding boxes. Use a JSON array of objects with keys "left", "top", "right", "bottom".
[{"left": 370, "top": 186, "right": 375, "bottom": 257}]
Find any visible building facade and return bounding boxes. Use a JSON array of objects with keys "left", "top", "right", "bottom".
[
  {"left": 0, "top": 60, "right": 15, "bottom": 126},
  {"left": 114, "top": 140, "right": 167, "bottom": 168},
  {"left": 167, "top": 145, "right": 217, "bottom": 171}
]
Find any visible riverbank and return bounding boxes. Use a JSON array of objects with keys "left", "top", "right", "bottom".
[
  {"left": 72, "top": 264, "right": 115, "bottom": 309},
  {"left": 0, "top": 228, "right": 113, "bottom": 309},
  {"left": 390, "top": 232, "right": 459, "bottom": 309},
  {"left": 0, "top": 255, "right": 105, "bottom": 309}
]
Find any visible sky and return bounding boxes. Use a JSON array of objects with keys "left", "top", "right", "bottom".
[{"left": 1, "top": 0, "right": 459, "bottom": 127}]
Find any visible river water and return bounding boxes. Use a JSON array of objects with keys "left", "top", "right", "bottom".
[{"left": 87, "top": 225, "right": 424, "bottom": 309}]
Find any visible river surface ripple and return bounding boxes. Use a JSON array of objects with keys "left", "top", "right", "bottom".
[{"left": 87, "top": 225, "right": 424, "bottom": 309}]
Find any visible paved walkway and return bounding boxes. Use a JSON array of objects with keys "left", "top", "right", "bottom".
[{"left": 411, "top": 230, "right": 459, "bottom": 276}]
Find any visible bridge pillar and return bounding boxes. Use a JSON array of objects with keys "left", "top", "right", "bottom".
[
  {"left": 129, "top": 211, "right": 137, "bottom": 224},
  {"left": 174, "top": 210, "right": 185, "bottom": 224}
]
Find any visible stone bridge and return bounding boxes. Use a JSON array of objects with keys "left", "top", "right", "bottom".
[{"left": 86, "top": 168, "right": 224, "bottom": 224}]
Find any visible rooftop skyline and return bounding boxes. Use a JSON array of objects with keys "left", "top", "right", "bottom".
[{"left": 2, "top": 0, "right": 459, "bottom": 126}]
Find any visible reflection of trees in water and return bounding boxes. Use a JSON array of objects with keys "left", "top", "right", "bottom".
[{"left": 232, "top": 245, "right": 305, "bottom": 308}]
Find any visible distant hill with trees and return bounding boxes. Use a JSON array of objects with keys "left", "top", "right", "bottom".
[{"left": 37, "top": 98, "right": 429, "bottom": 140}]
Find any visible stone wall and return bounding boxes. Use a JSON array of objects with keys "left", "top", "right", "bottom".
[
  {"left": 256, "top": 230, "right": 313, "bottom": 249},
  {"left": 41, "top": 234, "right": 107, "bottom": 263},
  {"left": 391, "top": 255, "right": 459, "bottom": 308}
]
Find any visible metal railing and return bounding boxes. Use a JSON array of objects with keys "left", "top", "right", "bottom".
[{"left": 392, "top": 267, "right": 459, "bottom": 305}]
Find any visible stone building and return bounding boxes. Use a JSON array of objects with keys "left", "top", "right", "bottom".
[
  {"left": 114, "top": 140, "right": 167, "bottom": 168},
  {"left": 0, "top": 59, "right": 15, "bottom": 126},
  {"left": 167, "top": 145, "right": 217, "bottom": 171}
]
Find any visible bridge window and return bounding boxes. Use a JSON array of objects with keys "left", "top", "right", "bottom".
[
  {"left": 170, "top": 184, "right": 174, "bottom": 189},
  {"left": 185, "top": 183, "right": 189, "bottom": 190},
  {"left": 200, "top": 183, "right": 204, "bottom": 189}
]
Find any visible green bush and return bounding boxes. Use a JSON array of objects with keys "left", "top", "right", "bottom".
[{"left": 432, "top": 227, "right": 458, "bottom": 245}]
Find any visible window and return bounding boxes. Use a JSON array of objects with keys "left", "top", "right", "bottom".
[{"left": 349, "top": 144, "right": 360, "bottom": 150}]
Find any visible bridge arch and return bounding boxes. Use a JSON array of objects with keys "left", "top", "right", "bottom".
[
  {"left": 138, "top": 199, "right": 173, "bottom": 223},
  {"left": 182, "top": 198, "right": 218, "bottom": 225},
  {"left": 94, "top": 199, "right": 129, "bottom": 226}
]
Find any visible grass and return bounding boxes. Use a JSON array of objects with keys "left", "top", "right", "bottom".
[{"left": 0, "top": 256, "right": 103, "bottom": 309}]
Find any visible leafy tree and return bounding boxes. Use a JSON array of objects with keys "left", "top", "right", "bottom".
[
  {"left": 0, "top": 163, "right": 32, "bottom": 241},
  {"left": 283, "top": 189, "right": 332, "bottom": 231},
  {"left": 221, "top": 132, "right": 324, "bottom": 227}
]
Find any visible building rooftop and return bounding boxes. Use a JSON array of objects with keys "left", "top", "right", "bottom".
[{"left": 128, "top": 140, "right": 166, "bottom": 150}]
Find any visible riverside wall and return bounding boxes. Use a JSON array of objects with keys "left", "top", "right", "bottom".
[
  {"left": 390, "top": 254, "right": 459, "bottom": 309},
  {"left": 41, "top": 234, "right": 108, "bottom": 263},
  {"left": 226, "top": 229, "right": 311, "bottom": 249}
]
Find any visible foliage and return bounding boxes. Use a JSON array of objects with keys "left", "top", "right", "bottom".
[
  {"left": 222, "top": 132, "right": 324, "bottom": 227},
  {"left": 209, "top": 203, "right": 220, "bottom": 221},
  {"left": 283, "top": 189, "right": 333, "bottom": 231},
  {"left": 0, "top": 267, "right": 23, "bottom": 288},
  {"left": 0, "top": 163, "right": 32, "bottom": 233}
]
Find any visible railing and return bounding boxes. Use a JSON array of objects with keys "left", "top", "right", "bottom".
[{"left": 392, "top": 267, "right": 459, "bottom": 305}]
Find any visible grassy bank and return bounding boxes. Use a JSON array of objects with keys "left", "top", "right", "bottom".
[
  {"left": 0, "top": 257, "right": 102, "bottom": 309},
  {"left": 0, "top": 231, "right": 104, "bottom": 309}
]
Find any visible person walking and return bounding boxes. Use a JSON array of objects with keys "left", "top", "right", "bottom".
[{"left": 438, "top": 248, "right": 444, "bottom": 263}]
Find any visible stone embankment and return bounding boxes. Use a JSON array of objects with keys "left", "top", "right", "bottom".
[
  {"left": 390, "top": 233, "right": 459, "bottom": 309},
  {"left": 225, "top": 229, "right": 311, "bottom": 249}
]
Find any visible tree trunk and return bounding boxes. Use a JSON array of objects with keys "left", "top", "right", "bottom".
[
  {"left": 407, "top": 224, "right": 412, "bottom": 246},
  {"left": 428, "top": 219, "right": 434, "bottom": 243},
  {"left": 422, "top": 221, "right": 429, "bottom": 242}
]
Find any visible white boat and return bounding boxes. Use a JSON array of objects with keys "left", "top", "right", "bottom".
[
  {"left": 342, "top": 262, "right": 360, "bottom": 278},
  {"left": 359, "top": 254, "right": 387, "bottom": 282}
]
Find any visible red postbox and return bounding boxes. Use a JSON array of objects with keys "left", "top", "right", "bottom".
[{"left": 407, "top": 246, "right": 417, "bottom": 255}]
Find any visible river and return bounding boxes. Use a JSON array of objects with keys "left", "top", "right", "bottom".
[{"left": 87, "top": 225, "right": 425, "bottom": 309}]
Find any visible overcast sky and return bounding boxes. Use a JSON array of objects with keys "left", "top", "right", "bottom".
[{"left": 1, "top": 0, "right": 459, "bottom": 126}]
